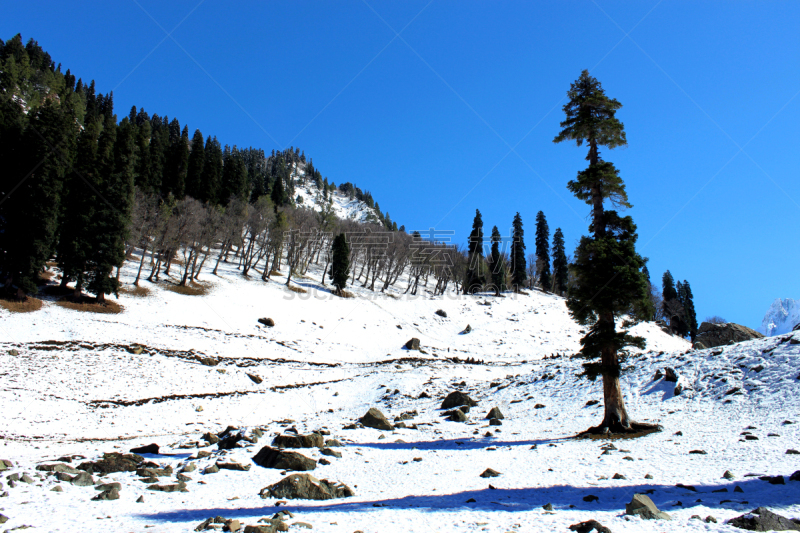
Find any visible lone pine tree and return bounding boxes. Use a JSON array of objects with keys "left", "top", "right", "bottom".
[
  {"left": 551, "top": 227, "right": 569, "bottom": 296},
  {"left": 329, "top": 233, "right": 350, "bottom": 294},
  {"left": 464, "top": 209, "right": 485, "bottom": 294},
  {"left": 510, "top": 212, "right": 526, "bottom": 291},
  {"left": 534, "top": 211, "right": 551, "bottom": 291},
  {"left": 554, "top": 70, "right": 655, "bottom": 435},
  {"left": 490, "top": 225, "right": 506, "bottom": 296}
]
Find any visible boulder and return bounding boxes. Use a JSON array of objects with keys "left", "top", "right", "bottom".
[
  {"left": 95, "top": 482, "right": 122, "bottom": 491},
  {"left": 258, "top": 474, "right": 354, "bottom": 500},
  {"left": 441, "top": 391, "right": 477, "bottom": 409},
  {"left": 480, "top": 468, "right": 500, "bottom": 478},
  {"left": 320, "top": 448, "right": 342, "bottom": 459},
  {"left": 92, "top": 487, "right": 120, "bottom": 501},
  {"left": 404, "top": 338, "right": 420, "bottom": 350},
  {"left": 489, "top": 418, "right": 502, "bottom": 426},
  {"left": 243, "top": 522, "right": 288, "bottom": 533},
  {"left": 216, "top": 462, "right": 251, "bottom": 471},
  {"left": 359, "top": 408, "right": 393, "bottom": 431},
  {"left": 447, "top": 409, "right": 468, "bottom": 422},
  {"left": 460, "top": 324, "right": 472, "bottom": 334},
  {"left": 130, "top": 443, "right": 159, "bottom": 455},
  {"left": 147, "top": 481, "right": 188, "bottom": 492},
  {"left": 726, "top": 507, "right": 800, "bottom": 531},
  {"left": 258, "top": 318, "right": 275, "bottom": 327},
  {"left": 435, "top": 309, "right": 447, "bottom": 318},
  {"left": 247, "top": 373, "right": 263, "bottom": 384},
  {"left": 272, "top": 433, "right": 324, "bottom": 448},
  {"left": 253, "top": 447, "right": 317, "bottom": 471},
  {"left": 568, "top": 521, "right": 612, "bottom": 533},
  {"left": 664, "top": 368, "right": 678, "bottom": 382},
  {"left": 36, "top": 463, "right": 81, "bottom": 475},
  {"left": 71, "top": 472, "right": 95, "bottom": 486},
  {"left": 78, "top": 452, "right": 143, "bottom": 474},
  {"left": 625, "top": 493, "right": 671, "bottom": 520},
  {"left": 693, "top": 322, "right": 764, "bottom": 350},
  {"left": 793, "top": 323, "right": 800, "bottom": 332},
  {"left": 485, "top": 407, "right": 504, "bottom": 420}
]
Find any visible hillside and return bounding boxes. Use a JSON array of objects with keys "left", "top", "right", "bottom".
[{"left": 1, "top": 253, "right": 799, "bottom": 533}]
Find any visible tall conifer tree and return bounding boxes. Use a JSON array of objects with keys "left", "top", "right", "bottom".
[
  {"left": 510, "top": 212, "right": 526, "bottom": 291},
  {"left": 329, "top": 233, "right": 350, "bottom": 294},
  {"left": 552, "top": 227, "right": 569, "bottom": 295},
  {"left": 534, "top": 211, "right": 551, "bottom": 291},
  {"left": 490, "top": 226, "right": 505, "bottom": 296},
  {"left": 185, "top": 128, "right": 205, "bottom": 200},
  {"left": 464, "top": 209, "right": 485, "bottom": 294},
  {"left": 554, "top": 70, "right": 654, "bottom": 435}
]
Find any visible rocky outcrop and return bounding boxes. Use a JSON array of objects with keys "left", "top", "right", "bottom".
[
  {"left": 693, "top": 322, "right": 764, "bottom": 350},
  {"left": 359, "top": 408, "right": 393, "bottom": 430},
  {"left": 272, "top": 433, "right": 323, "bottom": 449},
  {"left": 258, "top": 474, "right": 354, "bottom": 500},
  {"left": 78, "top": 453, "right": 143, "bottom": 474},
  {"left": 726, "top": 507, "right": 800, "bottom": 531},
  {"left": 253, "top": 447, "right": 316, "bottom": 471},
  {"left": 441, "top": 391, "right": 477, "bottom": 409},
  {"left": 625, "top": 493, "right": 671, "bottom": 520}
]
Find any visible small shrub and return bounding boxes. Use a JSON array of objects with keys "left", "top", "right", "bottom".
[
  {"left": 704, "top": 316, "right": 727, "bottom": 324},
  {"left": 0, "top": 295, "right": 44, "bottom": 313}
]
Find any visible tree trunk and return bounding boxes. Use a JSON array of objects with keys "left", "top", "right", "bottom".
[{"left": 134, "top": 244, "right": 149, "bottom": 286}]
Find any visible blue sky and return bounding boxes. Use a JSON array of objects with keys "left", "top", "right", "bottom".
[{"left": 4, "top": 1, "right": 799, "bottom": 329}]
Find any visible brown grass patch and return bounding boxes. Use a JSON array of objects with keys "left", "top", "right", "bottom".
[
  {"left": 39, "top": 270, "right": 55, "bottom": 282},
  {"left": 336, "top": 290, "right": 355, "bottom": 298},
  {"left": 55, "top": 295, "right": 123, "bottom": 314},
  {"left": 0, "top": 295, "right": 44, "bottom": 313},
  {"left": 120, "top": 285, "right": 151, "bottom": 298},
  {"left": 165, "top": 281, "right": 210, "bottom": 296},
  {"left": 269, "top": 270, "right": 283, "bottom": 277},
  {"left": 286, "top": 284, "right": 307, "bottom": 294}
]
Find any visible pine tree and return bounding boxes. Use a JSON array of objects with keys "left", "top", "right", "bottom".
[
  {"left": 200, "top": 136, "right": 222, "bottom": 204},
  {"left": 464, "top": 209, "right": 485, "bottom": 294},
  {"left": 554, "top": 70, "right": 654, "bottom": 435},
  {"left": 0, "top": 100, "right": 74, "bottom": 297},
  {"left": 219, "top": 146, "right": 249, "bottom": 203},
  {"left": 163, "top": 120, "right": 188, "bottom": 198},
  {"left": 270, "top": 172, "right": 287, "bottom": 208},
  {"left": 552, "top": 227, "right": 569, "bottom": 295},
  {"left": 490, "top": 226, "right": 505, "bottom": 296},
  {"left": 661, "top": 270, "right": 682, "bottom": 332},
  {"left": 510, "top": 212, "right": 526, "bottom": 291},
  {"left": 534, "top": 211, "right": 551, "bottom": 291},
  {"left": 185, "top": 128, "right": 205, "bottom": 200},
  {"left": 679, "top": 280, "right": 698, "bottom": 341},
  {"left": 329, "top": 233, "right": 350, "bottom": 294}
]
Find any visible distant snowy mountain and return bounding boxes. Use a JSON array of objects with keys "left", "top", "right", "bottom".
[{"left": 758, "top": 297, "right": 800, "bottom": 336}]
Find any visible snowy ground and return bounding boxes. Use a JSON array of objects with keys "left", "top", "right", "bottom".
[{"left": 1, "top": 255, "right": 798, "bottom": 533}]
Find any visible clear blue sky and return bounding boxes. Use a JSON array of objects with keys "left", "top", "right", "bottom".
[{"left": 4, "top": 1, "right": 799, "bottom": 329}]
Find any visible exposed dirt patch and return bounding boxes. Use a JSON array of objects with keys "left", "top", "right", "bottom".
[
  {"left": 0, "top": 294, "right": 44, "bottom": 313},
  {"left": 120, "top": 285, "right": 151, "bottom": 298},
  {"left": 287, "top": 284, "right": 307, "bottom": 294},
  {"left": 55, "top": 295, "right": 123, "bottom": 314},
  {"left": 164, "top": 281, "right": 211, "bottom": 296}
]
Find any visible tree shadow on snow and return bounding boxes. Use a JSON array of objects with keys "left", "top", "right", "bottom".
[
  {"left": 136, "top": 477, "right": 799, "bottom": 524},
  {"left": 350, "top": 436, "right": 569, "bottom": 451}
]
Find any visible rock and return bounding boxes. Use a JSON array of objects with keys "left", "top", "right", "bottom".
[
  {"left": 325, "top": 439, "right": 342, "bottom": 447},
  {"left": 203, "top": 465, "right": 219, "bottom": 474},
  {"left": 203, "top": 432, "right": 220, "bottom": 445},
  {"left": 787, "top": 449, "right": 800, "bottom": 455},
  {"left": 177, "top": 473, "right": 192, "bottom": 482},
  {"left": 136, "top": 495, "right": 144, "bottom": 503},
  {"left": 534, "top": 403, "right": 546, "bottom": 409},
  {"left": 726, "top": 507, "right": 800, "bottom": 531},
  {"left": 247, "top": 373, "right": 263, "bottom": 384},
  {"left": 724, "top": 470, "right": 736, "bottom": 480},
  {"left": 258, "top": 474, "right": 354, "bottom": 500},
  {"left": 568, "top": 520, "right": 612, "bottom": 533},
  {"left": 674, "top": 384, "right": 683, "bottom": 396},
  {"left": 447, "top": 409, "right": 468, "bottom": 422},
  {"left": 693, "top": 322, "right": 764, "bottom": 350},
  {"left": 359, "top": 407, "right": 394, "bottom": 430},
  {"left": 485, "top": 407, "right": 504, "bottom": 420},
  {"left": 147, "top": 481, "right": 188, "bottom": 492},
  {"left": 71, "top": 472, "right": 95, "bottom": 486},
  {"left": 36, "top": 463, "right": 81, "bottom": 474},
  {"left": 272, "top": 433, "right": 324, "bottom": 448},
  {"left": 625, "top": 493, "right": 672, "bottom": 520},
  {"left": 664, "top": 367, "right": 678, "bottom": 382},
  {"left": 224, "top": 519, "right": 241, "bottom": 532},
  {"left": 645, "top": 473, "right": 653, "bottom": 479},
  {"left": 320, "top": 448, "right": 342, "bottom": 459},
  {"left": 258, "top": 318, "right": 275, "bottom": 327},
  {"left": 790, "top": 471, "right": 800, "bottom": 482},
  {"left": 612, "top": 473, "right": 626, "bottom": 480},
  {"left": 689, "top": 450, "right": 707, "bottom": 455},
  {"left": 404, "top": 338, "right": 420, "bottom": 350},
  {"left": 196, "top": 355, "right": 219, "bottom": 366},
  {"left": 543, "top": 503, "right": 553, "bottom": 511},
  {"left": 734, "top": 485, "right": 744, "bottom": 493},
  {"left": 489, "top": 418, "right": 502, "bottom": 426},
  {"left": 130, "top": 443, "right": 159, "bottom": 455},
  {"left": 217, "top": 462, "right": 251, "bottom": 471},
  {"left": 56, "top": 472, "right": 74, "bottom": 482},
  {"left": 95, "top": 482, "right": 122, "bottom": 491},
  {"left": 243, "top": 522, "right": 288, "bottom": 533},
  {"left": 137, "top": 466, "right": 173, "bottom": 478},
  {"left": 441, "top": 391, "right": 477, "bottom": 409},
  {"left": 253, "top": 447, "right": 316, "bottom": 471},
  {"left": 51, "top": 485, "right": 63, "bottom": 492},
  {"left": 291, "top": 523, "right": 313, "bottom": 529},
  {"left": 0, "top": 514, "right": 7, "bottom": 525},
  {"left": 181, "top": 463, "right": 197, "bottom": 473},
  {"left": 583, "top": 495, "right": 599, "bottom": 502},
  {"left": 78, "top": 452, "right": 144, "bottom": 474},
  {"left": 435, "top": 309, "right": 447, "bottom": 318},
  {"left": 318, "top": 458, "right": 330, "bottom": 465},
  {"left": 92, "top": 487, "right": 120, "bottom": 500},
  {"left": 760, "top": 475, "right": 785, "bottom": 485},
  {"left": 460, "top": 324, "right": 472, "bottom": 334},
  {"left": 480, "top": 468, "right": 500, "bottom": 478}
]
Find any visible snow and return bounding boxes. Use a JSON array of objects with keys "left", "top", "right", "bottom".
[
  {"left": 1, "top": 254, "right": 799, "bottom": 533},
  {"left": 758, "top": 298, "right": 800, "bottom": 336},
  {"left": 291, "top": 163, "right": 380, "bottom": 224}
]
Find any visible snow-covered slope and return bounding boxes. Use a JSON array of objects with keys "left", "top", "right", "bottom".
[
  {"left": 758, "top": 297, "right": 800, "bottom": 336},
  {"left": 2, "top": 256, "right": 799, "bottom": 533},
  {"left": 291, "top": 162, "right": 380, "bottom": 224}
]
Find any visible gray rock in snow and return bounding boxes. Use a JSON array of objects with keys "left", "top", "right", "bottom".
[
  {"left": 726, "top": 507, "right": 800, "bottom": 531},
  {"left": 359, "top": 408, "right": 394, "bottom": 431},
  {"left": 625, "top": 493, "right": 672, "bottom": 520}
]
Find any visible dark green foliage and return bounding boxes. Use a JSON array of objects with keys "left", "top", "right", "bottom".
[
  {"left": 490, "top": 226, "right": 506, "bottom": 295},
  {"left": 200, "top": 136, "right": 222, "bottom": 204},
  {"left": 163, "top": 120, "right": 188, "bottom": 198},
  {"left": 510, "top": 212, "right": 526, "bottom": 290},
  {"left": 0, "top": 100, "right": 74, "bottom": 295},
  {"left": 219, "top": 146, "right": 249, "bottom": 203},
  {"left": 464, "top": 209, "right": 485, "bottom": 294},
  {"left": 679, "top": 280, "right": 698, "bottom": 340},
  {"left": 552, "top": 228, "right": 568, "bottom": 295},
  {"left": 662, "top": 270, "right": 677, "bottom": 301},
  {"left": 185, "top": 129, "right": 205, "bottom": 200},
  {"left": 534, "top": 211, "right": 551, "bottom": 291},
  {"left": 329, "top": 233, "right": 350, "bottom": 292}
]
